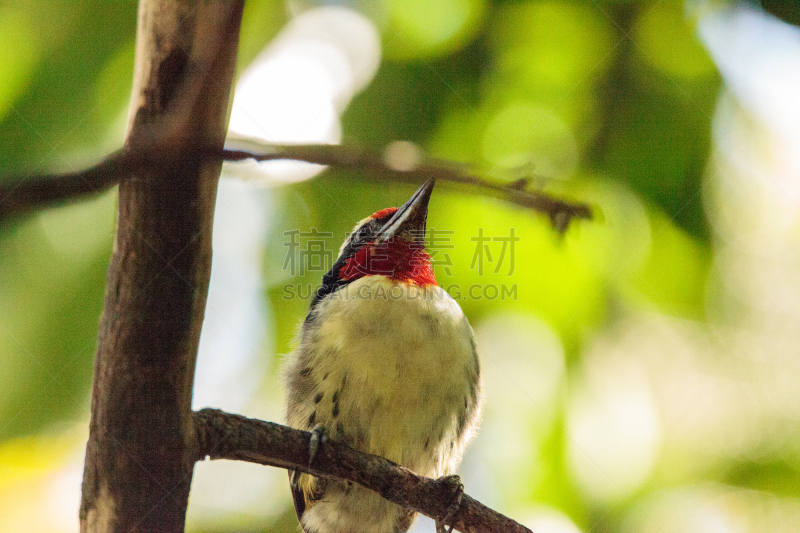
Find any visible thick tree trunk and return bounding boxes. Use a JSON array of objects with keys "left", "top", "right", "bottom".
[{"left": 79, "top": 1, "right": 244, "bottom": 531}]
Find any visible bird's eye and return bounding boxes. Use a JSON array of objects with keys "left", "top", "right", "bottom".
[
  {"left": 355, "top": 231, "right": 370, "bottom": 246},
  {"left": 354, "top": 223, "right": 378, "bottom": 244}
]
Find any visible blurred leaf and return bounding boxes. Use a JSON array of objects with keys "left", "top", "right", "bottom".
[
  {"left": 761, "top": 0, "right": 800, "bottom": 27},
  {"left": 0, "top": 5, "right": 42, "bottom": 122},
  {"left": 0, "top": 427, "right": 81, "bottom": 489},
  {"left": 724, "top": 458, "right": 800, "bottom": 499},
  {"left": 629, "top": 211, "right": 711, "bottom": 319},
  {"left": 0, "top": 1, "right": 137, "bottom": 175},
  {"left": 600, "top": 72, "right": 717, "bottom": 239},
  {"left": 635, "top": 2, "right": 717, "bottom": 80},
  {"left": 343, "top": 34, "right": 487, "bottom": 147},
  {"left": 0, "top": 425, "right": 84, "bottom": 533},
  {"left": 236, "top": 0, "right": 289, "bottom": 76},
  {"left": 383, "top": 0, "right": 486, "bottom": 60},
  {"left": 490, "top": 1, "right": 616, "bottom": 92},
  {"left": 0, "top": 191, "right": 115, "bottom": 439},
  {"left": 480, "top": 101, "right": 579, "bottom": 178}
]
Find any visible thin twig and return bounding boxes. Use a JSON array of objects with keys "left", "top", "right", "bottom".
[
  {"left": 194, "top": 408, "right": 532, "bottom": 533},
  {"left": 0, "top": 149, "right": 132, "bottom": 219},
  {"left": 2, "top": 143, "right": 592, "bottom": 231},
  {"left": 222, "top": 143, "right": 593, "bottom": 232}
]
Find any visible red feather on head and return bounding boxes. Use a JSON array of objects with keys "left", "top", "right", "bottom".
[{"left": 371, "top": 207, "right": 398, "bottom": 220}]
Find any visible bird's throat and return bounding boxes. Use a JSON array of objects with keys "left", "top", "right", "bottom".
[{"left": 339, "top": 240, "right": 437, "bottom": 286}]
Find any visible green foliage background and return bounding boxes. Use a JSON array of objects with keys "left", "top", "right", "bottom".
[{"left": 2, "top": 1, "right": 799, "bottom": 532}]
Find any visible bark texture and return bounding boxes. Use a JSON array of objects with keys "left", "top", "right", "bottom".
[
  {"left": 79, "top": 2, "right": 244, "bottom": 531},
  {"left": 195, "top": 409, "right": 533, "bottom": 533}
]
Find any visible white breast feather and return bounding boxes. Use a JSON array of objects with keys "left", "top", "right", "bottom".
[{"left": 283, "top": 276, "right": 482, "bottom": 533}]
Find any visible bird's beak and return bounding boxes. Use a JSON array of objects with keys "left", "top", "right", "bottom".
[{"left": 375, "top": 179, "right": 435, "bottom": 243}]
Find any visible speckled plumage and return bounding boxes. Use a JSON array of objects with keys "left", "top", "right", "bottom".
[{"left": 282, "top": 182, "right": 482, "bottom": 533}]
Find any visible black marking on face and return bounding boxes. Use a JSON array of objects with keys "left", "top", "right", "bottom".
[
  {"left": 307, "top": 412, "right": 316, "bottom": 427},
  {"left": 322, "top": 372, "right": 329, "bottom": 381},
  {"left": 424, "top": 438, "right": 430, "bottom": 451},
  {"left": 300, "top": 367, "right": 311, "bottom": 377},
  {"left": 307, "top": 210, "right": 398, "bottom": 314},
  {"left": 314, "top": 392, "right": 324, "bottom": 404}
]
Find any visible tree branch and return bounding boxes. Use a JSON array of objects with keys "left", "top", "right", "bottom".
[
  {"left": 79, "top": 1, "right": 245, "bottom": 532},
  {"left": 1, "top": 143, "right": 592, "bottom": 232},
  {"left": 222, "top": 143, "right": 593, "bottom": 232},
  {"left": 194, "top": 408, "right": 532, "bottom": 533},
  {"left": 0, "top": 150, "right": 129, "bottom": 219}
]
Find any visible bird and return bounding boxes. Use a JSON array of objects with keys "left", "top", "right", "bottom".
[{"left": 283, "top": 179, "right": 483, "bottom": 533}]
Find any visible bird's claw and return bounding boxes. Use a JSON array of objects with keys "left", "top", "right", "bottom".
[
  {"left": 435, "top": 474, "right": 464, "bottom": 533},
  {"left": 308, "top": 424, "right": 327, "bottom": 467}
]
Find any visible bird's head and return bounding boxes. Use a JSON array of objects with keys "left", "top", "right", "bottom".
[{"left": 311, "top": 179, "right": 437, "bottom": 309}]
